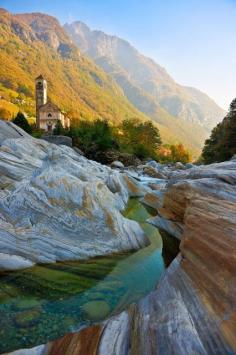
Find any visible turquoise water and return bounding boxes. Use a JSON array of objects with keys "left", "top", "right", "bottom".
[{"left": 0, "top": 199, "right": 179, "bottom": 353}]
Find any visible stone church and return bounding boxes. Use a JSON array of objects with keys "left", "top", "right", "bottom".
[{"left": 35, "top": 75, "right": 70, "bottom": 132}]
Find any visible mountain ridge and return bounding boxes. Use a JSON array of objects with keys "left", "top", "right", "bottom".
[
  {"left": 0, "top": 9, "right": 224, "bottom": 157},
  {"left": 65, "top": 21, "right": 224, "bottom": 130},
  {"left": 0, "top": 8, "right": 150, "bottom": 125}
]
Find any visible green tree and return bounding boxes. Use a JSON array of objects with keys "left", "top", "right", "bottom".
[
  {"left": 69, "top": 119, "right": 115, "bottom": 154},
  {"left": 202, "top": 123, "right": 223, "bottom": 163},
  {"left": 12, "top": 112, "right": 32, "bottom": 134},
  {"left": 17, "top": 84, "right": 32, "bottom": 97},
  {"left": 53, "top": 120, "right": 65, "bottom": 135},
  {"left": 202, "top": 98, "right": 236, "bottom": 163},
  {"left": 118, "top": 119, "right": 162, "bottom": 159},
  {"left": 170, "top": 143, "right": 191, "bottom": 163}
]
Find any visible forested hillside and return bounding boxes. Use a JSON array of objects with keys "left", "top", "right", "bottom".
[
  {"left": 0, "top": 9, "right": 148, "bottom": 125},
  {"left": 0, "top": 9, "right": 224, "bottom": 157},
  {"left": 65, "top": 21, "right": 226, "bottom": 156},
  {"left": 202, "top": 98, "right": 236, "bottom": 163}
]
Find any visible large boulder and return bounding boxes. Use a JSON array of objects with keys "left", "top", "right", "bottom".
[
  {"left": 143, "top": 166, "right": 167, "bottom": 179},
  {"left": 185, "top": 162, "right": 194, "bottom": 169},
  {"left": 35, "top": 257, "right": 233, "bottom": 355},
  {"left": 7, "top": 158, "right": 236, "bottom": 354},
  {"left": 175, "top": 161, "right": 185, "bottom": 170},
  {"left": 38, "top": 157, "right": 236, "bottom": 354},
  {"left": 42, "top": 135, "right": 73, "bottom": 147},
  {"left": 145, "top": 160, "right": 162, "bottom": 170},
  {"left": 0, "top": 120, "right": 29, "bottom": 144},
  {"left": 148, "top": 158, "right": 236, "bottom": 349},
  {"left": 0, "top": 136, "right": 149, "bottom": 270},
  {"left": 111, "top": 160, "right": 124, "bottom": 169},
  {"left": 100, "top": 150, "right": 141, "bottom": 167}
]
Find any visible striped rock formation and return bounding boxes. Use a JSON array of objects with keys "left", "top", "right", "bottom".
[{"left": 0, "top": 121, "right": 150, "bottom": 271}]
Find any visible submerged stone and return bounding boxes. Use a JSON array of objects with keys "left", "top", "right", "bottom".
[
  {"left": 14, "top": 309, "right": 41, "bottom": 328},
  {"left": 82, "top": 300, "right": 111, "bottom": 321}
]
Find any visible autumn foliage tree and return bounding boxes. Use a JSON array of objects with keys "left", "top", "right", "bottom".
[
  {"left": 117, "top": 119, "right": 162, "bottom": 159},
  {"left": 169, "top": 143, "right": 191, "bottom": 163},
  {"left": 157, "top": 143, "right": 191, "bottom": 163},
  {"left": 0, "top": 108, "right": 12, "bottom": 121},
  {"left": 68, "top": 118, "right": 162, "bottom": 161}
]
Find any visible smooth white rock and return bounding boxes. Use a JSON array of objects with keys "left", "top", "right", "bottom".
[
  {"left": 0, "top": 253, "right": 35, "bottom": 270},
  {"left": 0, "top": 135, "right": 149, "bottom": 270}
]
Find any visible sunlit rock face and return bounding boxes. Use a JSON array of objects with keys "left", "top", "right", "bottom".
[
  {"left": 0, "top": 120, "right": 29, "bottom": 144},
  {"left": 0, "top": 132, "right": 149, "bottom": 270},
  {"left": 20, "top": 157, "right": 236, "bottom": 354},
  {"left": 148, "top": 157, "right": 236, "bottom": 350},
  {"left": 30, "top": 258, "right": 233, "bottom": 355}
]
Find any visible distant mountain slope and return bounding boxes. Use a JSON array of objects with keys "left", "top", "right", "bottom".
[
  {"left": 65, "top": 22, "right": 225, "bottom": 140},
  {"left": 0, "top": 9, "right": 224, "bottom": 157},
  {"left": 0, "top": 9, "right": 148, "bottom": 125}
]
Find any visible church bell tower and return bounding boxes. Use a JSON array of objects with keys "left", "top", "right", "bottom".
[{"left": 35, "top": 75, "right": 47, "bottom": 128}]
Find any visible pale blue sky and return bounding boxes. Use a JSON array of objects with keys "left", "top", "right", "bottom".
[{"left": 1, "top": 0, "right": 236, "bottom": 109}]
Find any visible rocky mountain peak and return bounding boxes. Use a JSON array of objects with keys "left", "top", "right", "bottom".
[
  {"left": 65, "top": 21, "right": 225, "bottom": 131},
  {"left": 12, "top": 12, "right": 76, "bottom": 57},
  {"left": 66, "top": 21, "right": 91, "bottom": 35},
  {"left": 0, "top": 8, "right": 9, "bottom": 15}
]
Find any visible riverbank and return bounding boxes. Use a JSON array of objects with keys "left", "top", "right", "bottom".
[
  {"left": 0, "top": 121, "right": 235, "bottom": 354},
  {"left": 0, "top": 199, "right": 179, "bottom": 353},
  {"left": 0, "top": 120, "right": 153, "bottom": 271},
  {"left": 18, "top": 156, "right": 236, "bottom": 355}
]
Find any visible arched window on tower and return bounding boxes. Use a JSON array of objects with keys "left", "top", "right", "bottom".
[
  {"left": 37, "top": 82, "right": 43, "bottom": 89},
  {"left": 48, "top": 113, "right": 52, "bottom": 117}
]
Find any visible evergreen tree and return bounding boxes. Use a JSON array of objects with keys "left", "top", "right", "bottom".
[
  {"left": 68, "top": 119, "right": 115, "bottom": 154},
  {"left": 12, "top": 112, "right": 32, "bottom": 134},
  {"left": 229, "top": 98, "right": 236, "bottom": 112},
  {"left": 202, "top": 98, "right": 236, "bottom": 163},
  {"left": 220, "top": 109, "right": 236, "bottom": 160},
  {"left": 53, "top": 120, "right": 65, "bottom": 135},
  {"left": 202, "top": 123, "right": 223, "bottom": 163}
]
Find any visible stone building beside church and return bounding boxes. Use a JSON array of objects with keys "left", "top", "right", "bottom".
[{"left": 35, "top": 75, "right": 70, "bottom": 132}]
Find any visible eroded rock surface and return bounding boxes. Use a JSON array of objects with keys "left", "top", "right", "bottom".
[
  {"left": 0, "top": 132, "right": 149, "bottom": 270},
  {"left": 13, "top": 157, "right": 236, "bottom": 355},
  {"left": 24, "top": 257, "right": 233, "bottom": 355},
  {"left": 147, "top": 156, "right": 236, "bottom": 350},
  {"left": 0, "top": 120, "right": 29, "bottom": 144},
  {"left": 2, "top": 123, "right": 236, "bottom": 353}
]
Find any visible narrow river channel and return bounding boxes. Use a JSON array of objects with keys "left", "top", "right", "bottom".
[{"left": 0, "top": 198, "right": 179, "bottom": 353}]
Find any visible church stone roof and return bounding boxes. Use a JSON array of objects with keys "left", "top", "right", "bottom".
[
  {"left": 36, "top": 74, "right": 45, "bottom": 80},
  {"left": 39, "top": 101, "right": 62, "bottom": 113}
]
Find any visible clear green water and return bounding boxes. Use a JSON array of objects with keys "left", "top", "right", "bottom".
[{"left": 0, "top": 199, "right": 179, "bottom": 353}]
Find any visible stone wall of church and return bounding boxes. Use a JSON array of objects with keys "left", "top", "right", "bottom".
[{"left": 39, "top": 111, "right": 64, "bottom": 131}]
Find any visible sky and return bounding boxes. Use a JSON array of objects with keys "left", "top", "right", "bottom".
[{"left": 1, "top": 0, "right": 236, "bottom": 109}]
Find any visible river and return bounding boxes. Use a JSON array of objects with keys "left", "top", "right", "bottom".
[{"left": 0, "top": 198, "right": 179, "bottom": 353}]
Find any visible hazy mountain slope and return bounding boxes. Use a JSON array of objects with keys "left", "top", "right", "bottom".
[
  {"left": 0, "top": 9, "right": 149, "bottom": 125},
  {"left": 0, "top": 9, "right": 220, "bottom": 157},
  {"left": 65, "top": 22, "right": 225, "bottom": 133}
]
